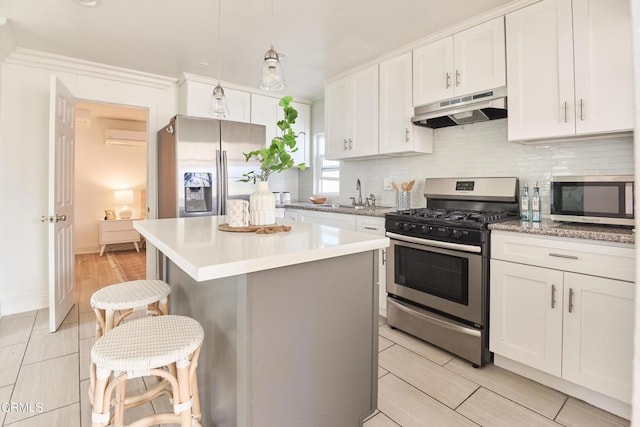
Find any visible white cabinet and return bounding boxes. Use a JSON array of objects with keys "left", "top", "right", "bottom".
[
  {"left": 490, "top": 231, "right": 634, "bottom": 404},
  {"left": 99, "top": 219, "right": 141, "bottom": 256},
  {"left": 413, "top": 16, "right": 505, "bottom": 106},
  {"left": 325, "top": 64, "right": 379, "bottom": 160},
  {"left": 298, "top": 210, "right": 357, "bottom": 230},
  {"left": 356, "top": 217, "right": 388, "bottom": 317},
  {"left": 506, "top": 0, "right": 633, "bottom": 141},
  {"left": 251, "top": 94, "right": 310, "bottom": 166},
  {"left": 284, "top": 210, "right": 299, "bottom": 221},
  {"left": 379, "top": 53, "right": 433, "bottom": 155},
  {"left": 179, "top": 75, "right": 251, "bottom": 123}
]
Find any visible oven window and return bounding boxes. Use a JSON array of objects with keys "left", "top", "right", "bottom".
[{"left": 395, "top": 245, "right": 469, "bottom": 305}]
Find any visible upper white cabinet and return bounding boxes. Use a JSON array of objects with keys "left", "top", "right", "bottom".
[
  {"left": 379, "top": 53, "right": 432, "bottom": 155},
  {"left": 326, "top": 64, "right": 379, "bottom": 160},
  {"left": 179, "top": 76, "right": 251, "bottom": 123},
  {"left": 413, "top": 16, "right": 506, "bottom": 106},
  {"left": 506, "top": 0, "right": 633, "bottom": 141},
  {"left": 251, "top": 94, "right": 310, "bottom": 166}
]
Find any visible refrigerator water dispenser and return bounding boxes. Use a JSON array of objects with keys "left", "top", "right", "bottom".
[{"left": 184, "top": 172, "right": 212, "bottom": 213}]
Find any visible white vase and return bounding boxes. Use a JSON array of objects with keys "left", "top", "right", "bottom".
[{"left": 249, "top": 181, "right": 276, "bottom": 225}]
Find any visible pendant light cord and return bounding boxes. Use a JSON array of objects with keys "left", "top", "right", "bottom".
[
  {"left": 217, "top": 0, "right": 222, "bottom": 85},
  {"left": 270, "top": 0, "right": 274, "bottom": 47}
]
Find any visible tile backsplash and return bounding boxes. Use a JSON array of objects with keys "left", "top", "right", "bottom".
[{"left": 302, "top": 118, "right": 633, "bottom": 215}]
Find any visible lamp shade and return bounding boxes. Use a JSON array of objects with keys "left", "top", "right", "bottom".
[
  {"left": 114, "top": 190, "right": 134, "bottom": 219},
  {"left": 258, "top": 46, "right": 286, "bottom": 91}
]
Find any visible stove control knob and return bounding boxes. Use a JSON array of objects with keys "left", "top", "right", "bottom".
[
  {"left": 421, "top": 225, "right": 429, "bottom": 233},
  {"left": 452, "top": 229, "right": 462, "bottom": 239},
  {"left": 402, "top": 223, "right": 412, "bottom": 232},
  {"left": 393, "top": 222, "right": 401, "bottom": 231}
]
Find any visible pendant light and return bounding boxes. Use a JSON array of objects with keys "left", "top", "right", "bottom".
[
  {"left": 258, "top": 0, "right": 286, "bottom": 91},
  {"left": 209, "top": 0, "right": 230, "bottom": 118}
]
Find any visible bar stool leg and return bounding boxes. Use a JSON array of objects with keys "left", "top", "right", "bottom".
[
  {"left": 176, "top": 358, "right": 193, "bottom": 427},
  {"left": 91, "top": 368, "right": 111, "bottom": 427}
]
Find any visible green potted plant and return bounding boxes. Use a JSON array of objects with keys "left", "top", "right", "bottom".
[{"left": 240, "top": 96, "right": 306, "bottom": 225}]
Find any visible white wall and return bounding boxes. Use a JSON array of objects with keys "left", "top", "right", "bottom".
[
  {"left": 305, "top": 118, "right": 634, "bottom": 210},
  {"left": 0, "top": 51, "right": 177, "bottom": 315},
  {"left": 75, "top": 118, "right": 147, "bottom": 254}
]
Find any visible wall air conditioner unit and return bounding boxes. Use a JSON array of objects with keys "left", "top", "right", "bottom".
[{"left": 104, "top": 129, "right": 147, "bottom": 147}]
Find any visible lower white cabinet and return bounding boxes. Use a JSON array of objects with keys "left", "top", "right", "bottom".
[
  {"left": 286, "top": 210, "right": 388, "bottom": 316},
  {"left": 490, "top": 231, "right": 634, "bottom": 405}
]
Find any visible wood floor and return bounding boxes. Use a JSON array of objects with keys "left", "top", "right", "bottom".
[{"left": 0, "top": 252, "right": 631, "bottom": 426}]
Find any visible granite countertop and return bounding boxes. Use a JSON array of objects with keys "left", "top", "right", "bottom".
[
  {"left": 489, "top": 219, "right": 635, "bottom": 245},
  {"left": 134, "top": 216, "right": 389, "bottom": 281},
  {"left": 283, "top": 202, "right": 395, "bottom": 218}
]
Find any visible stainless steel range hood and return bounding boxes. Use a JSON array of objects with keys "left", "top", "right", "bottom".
[{"left": 412, "top": 87, "right": 507, "bottom": 129}]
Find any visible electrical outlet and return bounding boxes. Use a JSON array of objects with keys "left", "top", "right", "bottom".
[{"left": 383, "top": 178, "right": 393, "bottom": 191}]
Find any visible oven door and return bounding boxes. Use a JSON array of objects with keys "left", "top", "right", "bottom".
[{"left": 386, "top": 232, "right": 484, "bottom": 325}]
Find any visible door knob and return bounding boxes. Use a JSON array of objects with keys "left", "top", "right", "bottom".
[
  {"left": 56, "top": 214, "right": 67, "bottom": 222},
  {"left": 40, "top": 214, "right": 67, "bottom": 223}
]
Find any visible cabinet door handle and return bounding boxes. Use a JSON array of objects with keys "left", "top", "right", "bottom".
[
  {"left": 343, "top": 139, "right": 348, "bottom": 151},
  {"left": 382, "top": 249, "right": 386, "bottom": 265},
  {"left": 551, "top": 284, "right": 556, "bottom": 309},
  {"left": 348, "top": 138, "right": 353, "bottom": 149},
  {"left": 564, "top": 102, "right": 568, "bottom": 123},
  {"left": 364, "top": 226, "right": 378, "bottom": 231},
  {"left": 568, "top": 288, "right": 574, "bottom": 313},
  {"left": 579, "top": 98, "right": 584, "bottom": 121},
  {"left": 549, "top": 252, "right": 578, "bottom": 260},
  {"left": 446, "top": 72, "right": 451, "bottom": 89},
  {"left": 405, "top": 128, "right": 410, "bottom": 143},
  {"left": 456, "top": 70, "right": 460, "bottom": 87}
]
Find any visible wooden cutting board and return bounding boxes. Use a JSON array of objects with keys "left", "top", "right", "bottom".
[{"left": 218, "top": 223, "right": 292, "bottom": 234}]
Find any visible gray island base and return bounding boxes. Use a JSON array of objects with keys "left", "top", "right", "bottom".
[{"left": 165, "top": 250, "right": 379, "bottom": 426}]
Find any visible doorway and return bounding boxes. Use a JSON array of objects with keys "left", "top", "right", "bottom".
[{"left": 73, "top": 100, "right": 148, "bottom": 281}]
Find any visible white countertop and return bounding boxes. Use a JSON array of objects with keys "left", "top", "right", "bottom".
[{"left": 134, "top": 216, "right": 389, "bottom": 281}]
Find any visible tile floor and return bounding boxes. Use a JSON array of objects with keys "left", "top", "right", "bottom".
[{"left": 0, "top": 252, "right": 631, "bottom": 426}]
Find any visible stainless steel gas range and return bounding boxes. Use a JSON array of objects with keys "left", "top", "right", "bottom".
[{"left": 385, "top": 177, "right": 519, "bottom": 367}]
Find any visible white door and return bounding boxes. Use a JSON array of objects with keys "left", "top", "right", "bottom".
[
  {"left": 349, "top": 64, "right": 379, "bottom": 158},
  {"left": 379, "top": 52, "right": 413, "bottom": 154},
  {"left": 413, "top": 37, "right": 454, "bottom": 106},
  {"left": 453, "top": 16, "right": 506, "bottom": 97},
  {"left": 47, "top": 76, "right": 76, "bottom": 332},
  {"left": 562, "top": 273, "right": 634, "bottom": 403},
  {"left": 572, "top": 0, "right": 634, "bottom": 134},
  {"left": 489, "top": 260, "right": 563, "bottom": 376},
  {"left": 325, "top": 76, "right": 350, "bottom": 160},
  {"left": 506, "top": 0, "right": 575, "bottom": 141}
]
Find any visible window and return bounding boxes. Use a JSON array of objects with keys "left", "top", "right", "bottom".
[{"left": 313, "top": 133, "right": 339, "bottom": 194}]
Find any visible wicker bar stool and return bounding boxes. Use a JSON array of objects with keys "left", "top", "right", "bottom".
[
  {"left": 90, "top": 279, "right": 171, "bottom": 339},
  {"left": 90, "top": 315, "right": 204, "bottom": 427}
]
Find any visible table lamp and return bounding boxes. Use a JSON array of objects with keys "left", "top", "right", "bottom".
[{"left": 114, "top": 190, "right": 134, "bottom": 219}]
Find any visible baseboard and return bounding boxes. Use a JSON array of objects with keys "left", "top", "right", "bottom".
[
  {"left": 0, "top": 291, "right": 48, "bottom": 316},
  {"left": 494, "top": 355, "right": 631, "bottom": 420},
  {"left": 74, "top": 243, "right": 100, "bottom": 255}
]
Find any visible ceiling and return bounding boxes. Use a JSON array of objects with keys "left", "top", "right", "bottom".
[{"left": 1, "top": 0, "right": 513, "bottom": 101}]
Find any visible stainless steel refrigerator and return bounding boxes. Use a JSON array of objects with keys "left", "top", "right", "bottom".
[{"left": 157, "top": 115, "right": 266, "bottom": 218}]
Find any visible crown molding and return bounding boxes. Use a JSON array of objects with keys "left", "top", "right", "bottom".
[
  {"left": 325, "top": 0, "right": 540, "bottom": 84},
  {"left": 4, "top": 48, "right": 176, "bottom": 90}
]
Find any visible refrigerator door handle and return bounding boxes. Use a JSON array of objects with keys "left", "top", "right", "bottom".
[
  {"left": 216, "top": 150, "right": 223, "bottom": 215},
  {"left": 222, "top": 150, "right": 229, "bottom": 215}
]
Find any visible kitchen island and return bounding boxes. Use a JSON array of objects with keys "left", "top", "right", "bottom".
[{"left": 134, "top": 216, "right": 389, "bottom": 427}]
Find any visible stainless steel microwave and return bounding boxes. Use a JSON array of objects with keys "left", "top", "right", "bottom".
[{"left": 550, "top": 176, "right": 634, "bottom": 226}]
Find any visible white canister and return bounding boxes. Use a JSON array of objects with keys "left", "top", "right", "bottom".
[
  {"left": 227, "top": 199, "right": 250, "bottom": 227},
  {"left": 273, "top": 192, "right": 282, "bottom": 206},
  {"left": 282, "top": 192, "right": 291, "bottom": 204}
]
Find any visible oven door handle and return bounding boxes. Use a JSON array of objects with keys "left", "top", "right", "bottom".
[{"left": 386, "top": 232, "right": 481, "bottom": 254}]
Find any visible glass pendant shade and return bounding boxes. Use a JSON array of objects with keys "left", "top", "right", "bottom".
[
  {"left": 209, "top": 84, "right": 230, "bottom": 118},
  {"left": 259, "top": 46, "right": 286, "bottom": 91}
]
